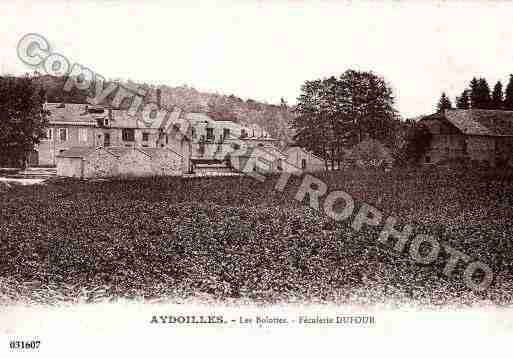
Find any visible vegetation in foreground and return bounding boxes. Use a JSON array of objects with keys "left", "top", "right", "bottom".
[{"left": 1, "top": 167, "right": 513, "bottom": 306}]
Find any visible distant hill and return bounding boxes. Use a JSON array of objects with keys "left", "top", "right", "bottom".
[{"left": 32, "top": 75, "right": 296, "bottom": 146}]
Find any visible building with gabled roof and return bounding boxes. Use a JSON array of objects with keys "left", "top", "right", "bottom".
[
  {"left": 39, "top": 101, "right": 282, "bottom": 177},
  {"left": 56, "top": 146, "right": 183, "bottom": 178},
  {"left": 36, "top": 102, "right": 190, "bottom": 168},
  {"left": 284, "top": 146, "right": 325, "bottom": 171},
  {"left": 418, "top": 109, "right": 513, "bottom": 167}
]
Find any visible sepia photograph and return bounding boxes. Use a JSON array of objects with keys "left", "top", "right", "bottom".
[{"left": 1, "top": 0, "right": 513, "bottom": 357}]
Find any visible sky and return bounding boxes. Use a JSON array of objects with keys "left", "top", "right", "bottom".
[{"left": 2, "top": 0, "right": 513, "bottom": 118}]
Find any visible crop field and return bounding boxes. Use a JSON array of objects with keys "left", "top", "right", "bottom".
[{"left": 1, "top": 167, "right": 513, "bottom": 306}]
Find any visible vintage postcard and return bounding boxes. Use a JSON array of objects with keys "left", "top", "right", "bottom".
[{"left": 1, "top": 0, "right": 512, "bottom": 357}]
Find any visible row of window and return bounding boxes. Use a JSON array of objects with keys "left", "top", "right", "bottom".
[
  {"left": 121, "top": 129, "right": 150, "bottom": 142},
  {"left": 45, "top": 128, "right": 151, "bottom": 143},
  {"left": 192, "top": 128, "right": 232, "bottom": 141},
  {"left": 46, "top": 128, "right": 86, "bottom": 142}
]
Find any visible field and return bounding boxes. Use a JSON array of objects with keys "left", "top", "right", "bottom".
[{"left": 1, "top": 167, "right": 513, "bottom": 306}]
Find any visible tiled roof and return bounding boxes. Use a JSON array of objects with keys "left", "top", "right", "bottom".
[
  {"left": 243, "top": 145, "right": 287, "bottom": 160},
  {"left": 284, "top": 146, "right": 325, "bottom": 161},
  {"left": 140, "top": 147, "right": 183, "bottom": 158},
  {"left": 425, "top": 109, "right": 513, "bottom": 136},
  {"left": 47, "top": 103, "right": 186, "bottom": 135},
  {"left": 46, "top": 103, "right": 273, "bottom": 141},
  {"left": 184, "top": 113, "right": 213, "bottom": 123},
  {"left": 104, "top": 147, "right": 152, "bottom": 158},
  {"left": 46, "top": 103, "right": 99, "bottom": 125}
]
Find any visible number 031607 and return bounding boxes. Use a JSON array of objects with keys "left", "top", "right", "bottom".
[{"left": 9, "top": 340, "right": 40, "bottom": 350}]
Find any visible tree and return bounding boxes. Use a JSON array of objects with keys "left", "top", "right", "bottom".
[
  {"left": 292, "top": 69, "right": 398, "bottom": 170},
  {"left": 399, "top": 123, "right": 433, "bottom": 165},
  {"left": 456, "top": 89, "right": 470, "bottom": 109},
  {"left": 504, "top": 75, "right": 513, "bottom": 111},
  {"left": 469, "top": 77, "right": 492, "bottom": 109},
  {"left": 436, "top": 92, "right": 452, "bottom": 112},
  {"left": 469, "top": 77, "right": 480, "bottom": 108},
  {"left": 491, "top": 81, "right": 504, "bottom": 109},
  {"left": 0, "top": 76, "right": 48, "bottom": 167},
  {"left": 478, "top": 78, "right": 492, "bottom": 109}
]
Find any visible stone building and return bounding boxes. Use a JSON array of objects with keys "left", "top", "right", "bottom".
[
  {"left": 39, "top": 102, "right": 285, "bottom": 177},
  {"left": 418, "top": 109, "right": 513, "bottom": 167},
  {"left": 185, "top": 113, "right": 280, "bottom": 161},
  {"left": 230, "top": 145, "right": 287, "bottom": 174},
  {"left": 57, "top": 147, "right": 183, "bottom": 178},
  {"left": 284, "top": 146, "right": 325, "bottom": 171},
  {"left": 37, "top": 102, "right": 191, "bottom": 171}
]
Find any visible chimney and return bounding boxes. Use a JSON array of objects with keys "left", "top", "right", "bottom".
[{"left": 156, "top": 88, "right": 162, "bottom": 110}]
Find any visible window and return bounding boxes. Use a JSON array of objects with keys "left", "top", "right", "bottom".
[
  {"left": 206, "top": 128, "right": 214, "bottom": 141},
  {"left": 198, "top": 142, "right": 205, "bottom": 155},
  {"left": 425, "top": 156, "right": 431, "bottom": 163},
  {"left": 301, "top": 159, "right": 307, "bottom": 169},
  {"left": 78, "top": 128, "right": 88, "bottom": 142},
  {"left": 45, "top": 128, "right": 53, "bottom": 140},
  {"left": 166, "top": 135, "right": 169, "bottom": 144},
  {"left": 192, "top": 127, "right": 196, "bottom": 139},
  {"left": 122, "top": 128, "right": 135, "bottom": 142},
  {"left": 142, "top": 132, "right": 149, "bottom": 142},
  {"left": 96, "top": 118, "right": 109, "bottom": 127},
  {"left": 59, "top": 128, "right": 67, "bottom": 142},
  {"left": 223, "top": 128, "right": 230, "bottom": 140},
  {"left": 104, "top": 133, "right": 110, "bottom": 147}
]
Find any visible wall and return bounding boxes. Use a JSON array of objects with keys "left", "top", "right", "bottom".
[
  {"left": 496, "top": 137, "right": 513, "bottom": 166},
  {"left": 161, "top": 130, "right": 192, "bottom": 172},
  {"left": 285, "top": 147, "right": 325, "bottom": 171},
  {"left": 83, "top": 150, "right": 117, "bottom": 178},
  {"left": 95, "top": 128, "right": 160, "bottom": 148},
  {"left": 116, "top": 149, "right": 154, "bottom": 177},
  {"left": 466, "top": 136, "right": 496, "bottom": 166},
  {"left": 56, "top": 157, "right": 83, "bottom": 178},
  {"left": 136, "top": 129, "right": 160, "bottom": 148},
  {"left": 231, "top": 147, "right": 285, "bottom": 174},
  {"left": 149, "top": 149, "right": 183, "bottom": 176},
  {"left": 422, "top": 134, "right": 467, "bottom": 164},
  {"left": 423, "top": 134, "right": 513, "bottom": 167},
  {"left": 39, "top": 125, "right": 96, "bottom": 166},
  {"left": 40, "top": 125, "right": 163, "bottom": 166}
]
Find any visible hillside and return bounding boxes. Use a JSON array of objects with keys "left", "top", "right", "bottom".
[{"left": 33, "top": 75, "right": 296, "bottom": 145}]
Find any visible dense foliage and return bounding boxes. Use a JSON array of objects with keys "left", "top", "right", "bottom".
[
  {"left": 292, "top": 70, "right": 400, "bottom": 170},
  {"left": 0, "top": 76, "right": 48, "bottom": 167},
  {"left": 397, "top": 123, "right": 433, "bottom": 165},
  {"left": 1, "top": 168, "right": 512, "bottom": 306},
  {"left": 452, "top": 75, "right": 513, "bottom": 111}
]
